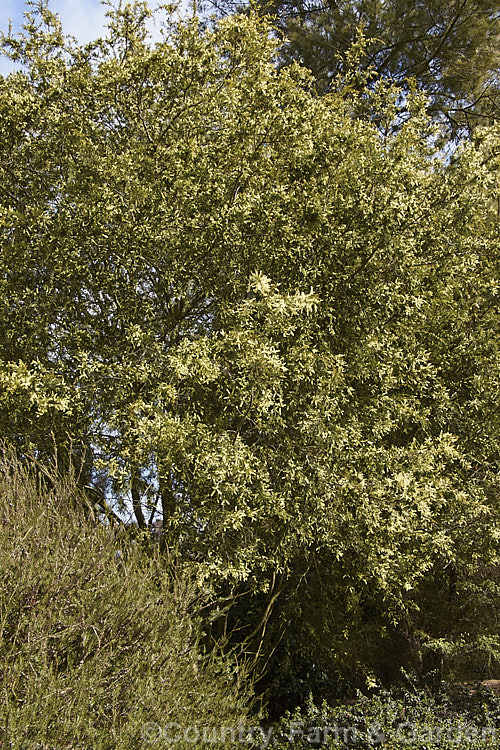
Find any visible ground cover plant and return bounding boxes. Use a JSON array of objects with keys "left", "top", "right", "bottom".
[{"left": 270, "top": 677, "right": 500, "bottom": 748}]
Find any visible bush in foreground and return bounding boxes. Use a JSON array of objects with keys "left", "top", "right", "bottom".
[{"left": 0, "top": 454, "right": 252, "bottom": 749}]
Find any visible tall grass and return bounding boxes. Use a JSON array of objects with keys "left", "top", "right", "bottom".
[{"left": 0, "top": 453, "right": 252, "bottom": 749}]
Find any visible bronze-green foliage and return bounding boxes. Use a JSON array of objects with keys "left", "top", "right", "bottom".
[
  {"left": 0, "top": 1, "right": 499, "bottom": 696},
  {"left": 0, "top": 453, "right": 252, "bottom": 749}
]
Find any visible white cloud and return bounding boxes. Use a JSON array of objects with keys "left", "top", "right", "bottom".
[
  {"left": 0, "top": 0, "right": 107, "bottom": 75},
  {"left": 1, "top": 0, "right": 108, "bottom": 41}
]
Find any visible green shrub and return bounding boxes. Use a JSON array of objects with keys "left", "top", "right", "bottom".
[
  {"left": 0, "top": 454, "right": 252, "bottom": 749},
  {"left": 270, "top": 677, "right": 500, "bottom": 749}
]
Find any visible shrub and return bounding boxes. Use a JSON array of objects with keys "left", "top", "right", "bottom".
[
  {"left": 0, "top": 453, "right": 252, "bottom": 749},
  {"left": 269, "top": 676, "right": 500, "bottom": 749}
]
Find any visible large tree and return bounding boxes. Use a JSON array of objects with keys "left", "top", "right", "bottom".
[{"left": 1, "top": 0, "right": 498, "bottom": 694}]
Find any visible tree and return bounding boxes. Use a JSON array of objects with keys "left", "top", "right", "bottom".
[
  {"left": 215, "top": 0, "right": 500, "bottom": 140},
  {"left": 1, "top": 0, "right": 498, "bottom": 696}
]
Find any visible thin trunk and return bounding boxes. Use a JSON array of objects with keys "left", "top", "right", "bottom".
[
  {"left": 159, "top": 471, "right": 176, "bottom": 551},
  {"left": 131, "top": 465, "right": 146, "bottom": 529}
]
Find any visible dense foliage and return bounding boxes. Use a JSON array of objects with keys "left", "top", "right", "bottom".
[
  {"left": 0, "top": 0, "right": 499, "bottom": 707},
  {"left": 271, "top": 678, "right": 500, "bottom": 748},
  {"left": 0, "top": 452, "right": 251, "bottom": 749},
  {"left": 220, "top": 0, "right": 500, "bottom": 139}
]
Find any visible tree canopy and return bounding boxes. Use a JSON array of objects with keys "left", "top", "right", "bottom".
[
  {"left": 217, "top": 0, "right": 500, "bottom": 140},
  {"left": 0, "top": 0, "right": 499, "bottom": 696}
]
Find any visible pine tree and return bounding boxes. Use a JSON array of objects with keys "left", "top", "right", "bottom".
[{"left": 215, "top": 0, "right": 499, "bottom": 139}]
